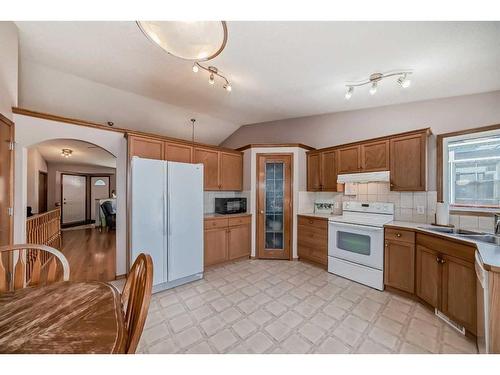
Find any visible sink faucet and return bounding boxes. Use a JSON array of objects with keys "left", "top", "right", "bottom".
[{"left": 496, "top": 214, "right": 500, "bottom": 235}]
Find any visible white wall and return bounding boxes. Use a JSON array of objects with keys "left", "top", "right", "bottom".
[
  {"left": 19, "top": 60, "right": 239, "bottom": 146},
  {"left": 26, "top": 148, "right": 48, "bottom": 213},
  {"left": 0, "top": 22, "right": 18, "bottom": 119},
  {"left": 47, "top": 163, "right": 116, "bottom": 210},
  {"left": 243, "top": 147, "right": 307, "bottom": 259},
  {"left": 13, "top": 114, "right": 127, "bottom": 276}
]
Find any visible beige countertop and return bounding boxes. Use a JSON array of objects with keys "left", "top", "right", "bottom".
[
  {"left": 385, "top": 221, "right": 500, "bottom": 272},
  {"left": 297, "top": 212, "right": 340, "bottom": 220},
  {"left": 204, "top": 212, "right": 251, "bottom": 219}
]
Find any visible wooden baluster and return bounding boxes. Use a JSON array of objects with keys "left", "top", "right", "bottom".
[
  {"left": 0, "top": 255, "right": 7, "bottom": 292},
  {"left": 47, "top": 256, "right": 57, "bottom": 283},
  {"left": 30, "top": 250, "right": 42, "bottom": 286},
  {"left": 14, "top": 250, "right": 26, "bottom": 290}
]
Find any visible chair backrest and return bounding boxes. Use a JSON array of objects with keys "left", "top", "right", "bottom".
[
  {"left": 121, "top": 253, "right": 153, "bottom": 354},
  {"left": 101, "top": 201, "right": 114, "bottom": 217},
  {"left": 0, "top": 244, "right": 70, "bottom": 293}
]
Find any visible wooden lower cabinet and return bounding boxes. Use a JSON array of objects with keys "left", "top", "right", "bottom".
[
  {"left": 297, "top": 215, "right": 328, "bottom": 266},
  {"left": 384, "top": 239, "right": 415, "bottom": 294},
  {"left": 204, "top": 227, "right": 228, "bottom": 266},
  {"left": 385, "top": 228, "right": 477, "bottom": 335},
  {"left": 415, "top": 244, "right": 440, "bottom": 308},
  {"left": 441, "top": 254, "right": 476, "bottom": 333},
  {"left": 228, "top": 224, "right": 251, "bottom": 260},
  {"left": 204, "top": 215, "right": 251, "bottom": 267}
]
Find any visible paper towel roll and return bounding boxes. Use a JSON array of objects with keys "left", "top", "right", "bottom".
[{"left": 436, "top": 202, "right": 449, "bottom": 225}]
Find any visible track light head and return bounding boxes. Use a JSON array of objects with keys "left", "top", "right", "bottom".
[
  {"left": 224, "top": 83, "right": 232, "bottom": 92},
  {"left": 345, "top": 86, "right": 353, "bottom": 100},
  {"left": 369, "top": 81, "right": 378, "bottom": 95},
  {"left": 397, "top": 73, "right": 411, "bottom": 88},
  {"left": 209, "top": 73, "right": 215, "bottom": 85},
  {"left": 192, "top": 63, "right": 199, "bottom": 73}
]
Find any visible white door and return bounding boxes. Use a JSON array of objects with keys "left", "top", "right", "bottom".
[
  {"left": 328, "top": 222, "right": 384, "bottom": 270},
  {"left": 90, "top": 176, "right": 110, "bottom": 221},
  {"left": 62, "top": 174, "right": 86, "bottom": 224},
  {"left": 167, "top": 162, "right": 204, "bottom": 281},
  {"left": 131, "top": 157, "right": 166, "bottom": 286}
]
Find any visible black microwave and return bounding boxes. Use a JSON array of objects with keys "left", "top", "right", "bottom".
[{"left": 215, "top": 197, "right": 247, "bottom": 215}]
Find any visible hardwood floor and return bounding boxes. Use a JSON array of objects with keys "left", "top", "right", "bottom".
[{"left": 60, "top": 228, "right": 116, "bottom": 282}]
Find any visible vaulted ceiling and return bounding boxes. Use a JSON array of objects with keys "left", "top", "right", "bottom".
[{"left": 16, "top": 21, "right": 500, "bottom": 145}]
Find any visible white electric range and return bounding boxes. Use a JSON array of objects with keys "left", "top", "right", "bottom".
[{"left": 328, "top": 201, "right": 394, "bottom": 290}]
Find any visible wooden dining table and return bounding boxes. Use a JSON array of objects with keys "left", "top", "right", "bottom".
[{"left": 0, "top": 281, "right": 127, "bottom": 354}]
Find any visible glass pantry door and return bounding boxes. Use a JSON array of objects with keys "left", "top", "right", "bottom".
[{"left": 256, "top": 154, "right": 292, "bottom": 260}]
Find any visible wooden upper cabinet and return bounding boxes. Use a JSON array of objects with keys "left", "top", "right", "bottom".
[
  {"left": 390, "top": 132, "right": 427, "bottom": 191},
  {"left": 129, "top": 136, "right": 164, "bottom": 160},
  {"left": 337, "top": 145, "right": 361, "bottom": 174},
  {"left": 307, "top": 153, "right": 321, "bottom": 191},
  {"left": 165, "top": 142, "right": 192, "bottom": 163},
  {"left": 220, "top": 152, "right": 243, "bottom": 191},
  {"left": 361, "top": 140, "right": 389, "bottom": 172},
  {"left": 321, "top": 150, "right": 337, "bottom": 191},
  {"left": 194, "top": 147, "right": 220, "bottom": 190}
]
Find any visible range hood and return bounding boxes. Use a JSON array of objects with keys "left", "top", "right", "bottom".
[{"left": 337, "top": 171, "right": 390, "bottom": 183}]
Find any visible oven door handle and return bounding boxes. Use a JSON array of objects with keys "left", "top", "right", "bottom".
[{"left": 329, "top": 221, "right": 383, "bottom": 232}]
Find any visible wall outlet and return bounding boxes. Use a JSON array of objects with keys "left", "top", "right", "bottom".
[{"left": 416, "top": 205, "right": 425, "bottom": 214}]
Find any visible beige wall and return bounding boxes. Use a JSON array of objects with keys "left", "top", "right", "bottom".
[
  {"left": 222, "top": 91, "right": 500, "bottom": 149},
  {"left": 0, "top": 22, "right": 18, "bottom": 119},
  {"left": 47, "top": 162, "right": 117, "bottom": 211},
  {"left": 26, "top": 148, "right": 48, "bottom": 214},
  {"left": 221, "top": 90, "right": 500, "bottom": 191}
]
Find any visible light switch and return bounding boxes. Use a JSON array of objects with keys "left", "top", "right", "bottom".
[{"left": 416, "top": 205, "right": 425, "bottom": 214}]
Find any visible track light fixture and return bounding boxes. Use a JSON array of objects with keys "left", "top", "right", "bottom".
[
  {"left": 344, "top": 71, "right": 412, "bottom": 100},
  {"left": 192, "top": 62, "right": 232, "bottom": 92}
]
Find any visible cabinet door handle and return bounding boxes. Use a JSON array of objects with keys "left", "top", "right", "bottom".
[
  {"left": 436, "top": 257, "right": 445, "bottom": 264},
  {"left": 395, "top": 233, "right": 401, "bottom": 238}
]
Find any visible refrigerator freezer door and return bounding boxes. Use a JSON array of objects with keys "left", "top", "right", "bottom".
[
  {"left": 131, "top": 157, "right": 167, "bottom": 286},
  {"left": 167, "top": 162, "right": 204, "bottom": 281}
]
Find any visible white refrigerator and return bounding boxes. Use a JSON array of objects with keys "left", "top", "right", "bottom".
[{"left": 131, "top": 157, "right": 204, "bottom": 293}]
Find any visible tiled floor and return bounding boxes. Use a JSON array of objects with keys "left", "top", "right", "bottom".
[{"left": 137, "top": 259, "right": 478, "bottom": 354}]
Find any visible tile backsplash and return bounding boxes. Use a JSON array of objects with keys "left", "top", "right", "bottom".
[
  {"left": 298, "top": 182, "right": 496, "bottom": 233},
  {"left": 203, "top": 191, "right": 250, "bottom": 214}
]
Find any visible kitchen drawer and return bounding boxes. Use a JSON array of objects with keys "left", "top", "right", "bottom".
[
  {"left": 297, "top": 215, "right": 328, "bottom": 230},
  {"left": 228, "top": 215, "right": 251, "bottom": 227},
  {"left": 385, "top": 228, "right": 415, "bottom": 244},
  {"left": 204, "top": 218, "right": 229, "bottom": 230},
  {"left": 416, "top": 233, "right": 475, "bottom": 263}
]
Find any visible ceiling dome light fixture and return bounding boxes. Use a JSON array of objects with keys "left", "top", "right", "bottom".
[
  {"left": 344, "top": 70, "right": 412, "bottom": 100},
  {"left": 193, "top": 63, "right": 232, "bottom": 92},
  {"left": 61, "top": 149, "right": 73, "bottom": 158},
  {"left": 136, "top": 21, "right": 228, "bottom": 61}
]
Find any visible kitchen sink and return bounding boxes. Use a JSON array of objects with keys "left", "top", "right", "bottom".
[
  {"left": 418, "top": 226, "right": 483, "bottom": 235},
  {"left": 459, "top": 234, "right": 500, "bottom": 245},
  {"left": 418, "top": 226, "right": 500, "bottom": 245}
]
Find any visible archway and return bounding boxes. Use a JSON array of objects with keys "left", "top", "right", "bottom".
[
  {"left": 26, "top": 138, "right": 117, "bottom": 281},
  {"left": 13, "top": 114, "right": 128, "bottom": 278}
]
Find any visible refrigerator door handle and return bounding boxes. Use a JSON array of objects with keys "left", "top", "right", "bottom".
[
  {"left": 163, "top": 192, "right": 168, "bottom": 235},
  {"left": 168, "top": 191, "right": 172, "bottom": 236}
]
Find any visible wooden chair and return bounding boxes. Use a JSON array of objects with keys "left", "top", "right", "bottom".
[
  {"left": 121, "top": 253, "right": 153, "bottom": 354},
  {"left": 0, "top": 244, "right": 70, "bottom": 293}
]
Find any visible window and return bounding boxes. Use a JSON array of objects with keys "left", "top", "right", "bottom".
[
  {"left": 94, "top": 179, "right": 107, "bottom": 186},
  {"left": 443, "top": 130, "right": 500, "bottom": 209}
]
